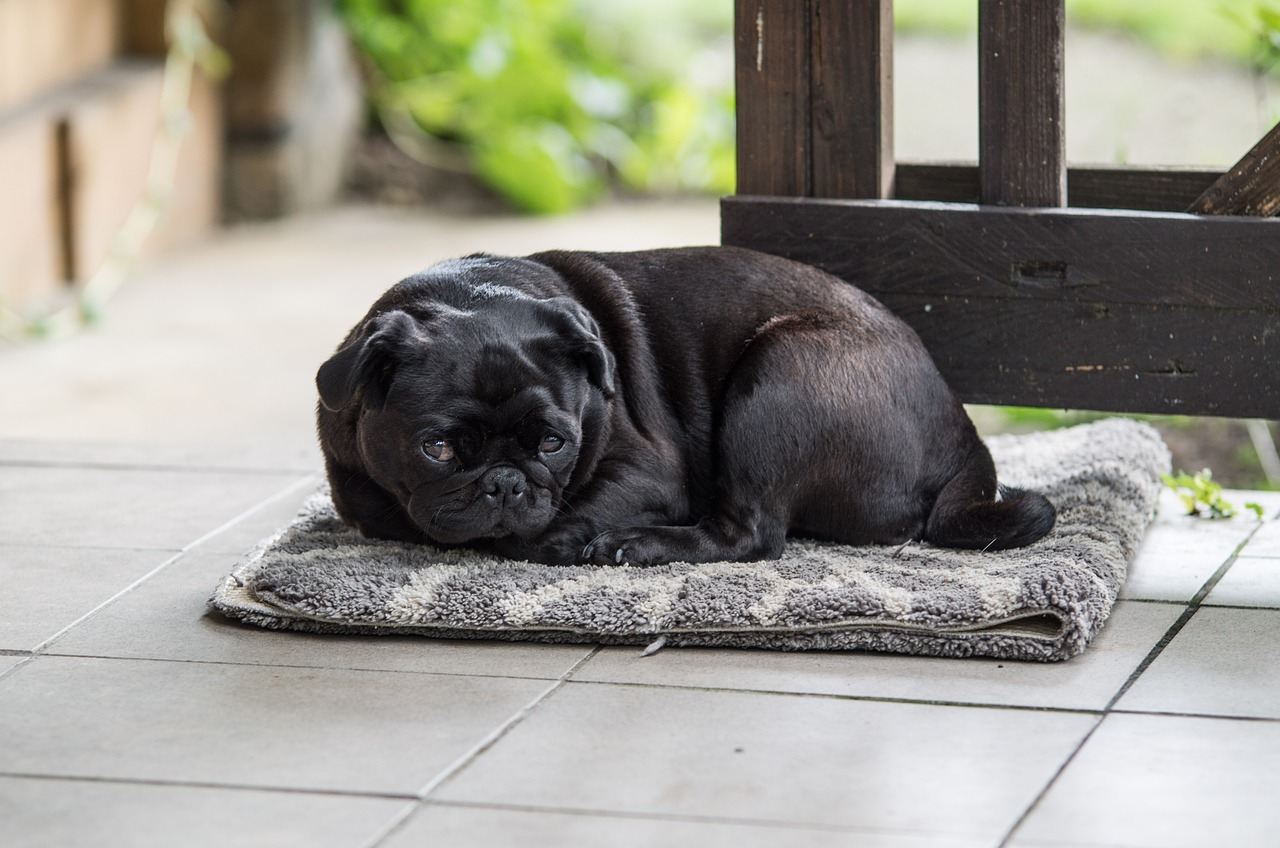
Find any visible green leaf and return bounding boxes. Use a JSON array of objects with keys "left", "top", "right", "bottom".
[
  {"left": 472, "top": 124, "right": 601, "bottom": 214},
  {"left": 1163, "top": 467, "right": 1246, "bottom": 520}
]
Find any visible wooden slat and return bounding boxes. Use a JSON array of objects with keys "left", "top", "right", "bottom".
[
  {"left": 1069, "top": 165, "right": 1221, "bottom": 212},
  {"left": 735, "top": 0, "right": 810, "bottom": 196},
  {"left": 1188, "top": 120, "right": 1280, "bottom": 216},
  {"left": 121, "top": 0, "right": 169, "bottom": 56},
  {"left": 721, "top": 195, "right": 1280, "bottom": 418},
  {"left": 0, "top": 108, "right": 65, "bottom": 309},
  {"left": 978, "top": 0, "right": 1066, "bottom": 207},
  {"left": 809, "top": 0, "right": 893, "bottom": 199},
  {"left": 0, "top": 0, "right": 121, "bottom": 112},
  {"left": 63, "top": 61, "right": 165, "bottom": 280},
  {"left": 894, "top": 162, "right": 1223, "bottom": 212}
]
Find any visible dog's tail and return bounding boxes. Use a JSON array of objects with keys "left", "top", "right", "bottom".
[{"left": 923, "top": 455, "right": 1056, "bottom": 551}]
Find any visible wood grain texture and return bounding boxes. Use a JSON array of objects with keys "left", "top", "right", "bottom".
[
  {"left": 894, "top": 162, "right": 1221, "bottom": 212},
  {"left": 721, "top": 195, "right": 1280, "bottom": 417},
  {"left": 735, "top": 0, "right": 810, "bottom": 196},
  {"left": 809, "top": 0, "right": 893, "bottom": 199},
  {"left": 1188, "top": 119, "right": 1280, "bottom": 216},
  {"left": 978, "top": 0, "right": 1066, "bottom": 207}
]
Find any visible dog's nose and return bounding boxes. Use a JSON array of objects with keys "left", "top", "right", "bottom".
[{"left": 482, "top": 467, "right": 527, "bottom": 505}]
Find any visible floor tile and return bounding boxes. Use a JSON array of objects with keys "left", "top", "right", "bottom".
[
  {"left": 1223, "top": 488, "right": 1280, "bottom": 522},
  {"left": 389, "top": 803, "right": 991, "bottom": 848},
  {"left": 0, "top": 655, "right": 550, "bottom": 794},
  {"left": 1122, "top": 490, "right": 1255, "bottom": 601},
  {"left": 574, "top": 601, "right": 1181, "bottom": 711},
  {"left": 0, "top": 438, "right": 320, "bottom": 474},
  {"left": 0, "top": 775, "right": 409, "bottom": 848},
  {"left": 195, "top": 481, "right": 322, "bottom": 556},
  {"left": 0, "top": 655, "right": 25, "bottom": 677},
  {"left": 1115, "top": 606, "right": 1280, "bottom": 719},
  {"left": 1236, "top": 516, "right": 1280, "bottom": 559},
  {"left": 1011, "top": 713, "right": 1280, "bottom": 848},
  {"left": 0, "top": 546, "right": 177, "bottom": 651},
  {"left": 0, "top": 465, "right": 311, "bottom": 550},
  {"left": 1204, "top": 556, "right": 1280, "bottom": 608},
  {"left": 48, "top": 548, "right": 595, "bottom": 678},
  {"left": 436, "top": 682, "right": 1096, "bottom": 838}
]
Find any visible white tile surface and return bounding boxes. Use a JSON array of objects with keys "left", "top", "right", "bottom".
[
  {"left": 1122, "top": 490, "right": 1256, "bottom": 601},
  {"left": 0, "top": 438, "right": 320, "bottom": 474},
  {"left": 389, "top": 803, "right": 992, "bottom": 848},
  {"left": 1236, "top": 516, "right": 1280, "bottom": 558},
  {"left": 0, "top": 546, "right": 178, "bottom": 651},
  {"left": 437, "top": 682, "right": 1096, "bottom": 838},
  {"left": 1012, "top": 713, "right": 1280, "bottom": 848},
  {"left": 1204, "top": 556, "right": 1280, "bottom": 608},
  {"left": 1116, "top": 607, "right": 1280, "bottom": 719},
  {"left": 0, "top": 465, "right": 309, "bottom": 550},
  {"left": 48, "top": 548, "right": 595, "bottom": 679},
  {"left": 574, "top": 600, "right": 1181, "bottom": 711},
  {"left": 0, "top": 776, "right": 408, "bottom": 848},
  {"left": 0, "top": 655, "right": 551, "bottom": 794},
  {"left": 1223, "top": 489, "right": 1280, "bottom": 522}
]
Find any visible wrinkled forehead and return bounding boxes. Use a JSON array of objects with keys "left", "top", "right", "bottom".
[{"left": 384, "top": 314, "right": 579, "bottom": 422}]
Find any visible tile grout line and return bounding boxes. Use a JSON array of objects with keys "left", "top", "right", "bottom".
[
  {"left": 0, "top": 458, "right": 318, "bottom": 476},
  {"left": 996, "top": 524, "right": 1264, "bottom": 848},
  {"left": 28, "top": 474, "right": 319, "bottom": 656},
  {"left": 357, "top": 647, "right": 602, "bottom": 848},
  {"left": 419, "top": 797, "right": 977, "bottom": 838},
  {"left": 1102, "top": 526, "right": 1263, "bottom": 712},
  {"left": 0, "top": 770, "right": 422, "bottom": 801},
  {"left": 561, "top": 677, "right": 1104, "bottom": 716}
]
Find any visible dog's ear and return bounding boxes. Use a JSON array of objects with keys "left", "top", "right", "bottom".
[
  {"left": 543, "top": 297, "right": 616, "bottom": 398},
  {"left": 316, "top": 310, "right": 420, "bottom": 411}
]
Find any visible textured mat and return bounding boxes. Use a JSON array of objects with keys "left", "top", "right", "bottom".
[{"left": 210, "top": 418, "right": 1169, "bottom": 661}]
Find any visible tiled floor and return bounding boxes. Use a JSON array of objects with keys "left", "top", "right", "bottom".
[{"left": 2, "top": 442, "right": 1278, "bottom": 847}]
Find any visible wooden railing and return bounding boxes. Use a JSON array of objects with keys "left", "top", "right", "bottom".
[{"left": 724, "top": 0, "right": 1280, "bottom": 418}]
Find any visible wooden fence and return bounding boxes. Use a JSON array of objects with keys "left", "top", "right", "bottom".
[{"left": 722, "top": 0, "right": 1280, "bottom": 418}]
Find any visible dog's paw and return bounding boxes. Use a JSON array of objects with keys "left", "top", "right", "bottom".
[
  {"left": 494, "top": 533, "right": 589, "bottom": 566},
  {"left": 582, "top": 528, "right": 673, "bottom": 567}
]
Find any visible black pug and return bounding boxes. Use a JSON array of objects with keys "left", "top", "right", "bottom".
[{"left": 316, "top": 247, "right": 1055, "bottom": 566}]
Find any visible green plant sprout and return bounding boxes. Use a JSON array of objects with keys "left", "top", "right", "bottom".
[{"left": 1161, "top": 469, "right": 1265, "bottom": 520}]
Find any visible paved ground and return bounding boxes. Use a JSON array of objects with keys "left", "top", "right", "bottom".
[
  {"left": 0, "top": 200, "right": 722, "bottom": 454},
  {"left": 3, "top": 25, "right": 1280, "bottom": 848},
  {"left": 2, "top": 438, "right": 1279, "bottom": 847}
]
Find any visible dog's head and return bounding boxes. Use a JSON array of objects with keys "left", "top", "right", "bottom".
[{"left": 316, "top": 257, "right": 615, "bottom": 545}]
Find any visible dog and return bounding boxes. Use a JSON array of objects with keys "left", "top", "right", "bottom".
[{"left": 316, "top": 247, "right": 1055, "bottom": 566}]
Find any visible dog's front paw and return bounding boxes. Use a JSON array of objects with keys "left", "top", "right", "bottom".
[
  {"left": 582, "top": 528, "right": 672, "bottom": 567},
  {"left": 494, "top": 532, "right": 589, "bottom": 566}
]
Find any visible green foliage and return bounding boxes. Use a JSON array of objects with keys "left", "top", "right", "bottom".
[
  {"left": 984, "top": 407, "right": 1106, "bottom": 431},
  {"left": 337, "top": 0, "right": 735, "bottom": 214},
  {"left": 893, "top": 0, "right": 1267, "bottom": 66},
  {"left": 1161, "top": 468, "right": 1264, "bottom": 519},
  {"left": 1223, "top": 0, "right": 1280, "bottom": 74},
  {"left": 1065, "top": 0, "right": 1254, "bottom": 63}
]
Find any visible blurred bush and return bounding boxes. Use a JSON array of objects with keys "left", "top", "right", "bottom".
[{"left": 338, "top": 0, "right": 735, "bottom": 214}]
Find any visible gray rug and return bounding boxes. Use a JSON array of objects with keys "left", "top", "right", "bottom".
[{"left": 210, "top": 418, "right": 1169, "bottom": 662}]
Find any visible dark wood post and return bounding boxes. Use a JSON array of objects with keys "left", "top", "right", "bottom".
[
  {"left": 810, "top": 0, "right": 894, "bottom": 199},
  {"left": 735, "top": 0, "right": 811, "bottom": 196},
  {"left": 978, "top": 0, "right": 1066, "bottom": 206},
  {"left": 1187, "top": 120, "right": 1280, "bottom": 216},
  {"left": 734, "top": 0, "right": 894, "bottom": 199}
]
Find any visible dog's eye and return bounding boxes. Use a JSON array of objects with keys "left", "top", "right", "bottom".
[
  {"left": 539, "top": 434, "right": 565, "bottom": 454},
  {"left": 422, "top": 439, "right": 455, "bottom": 462}
]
